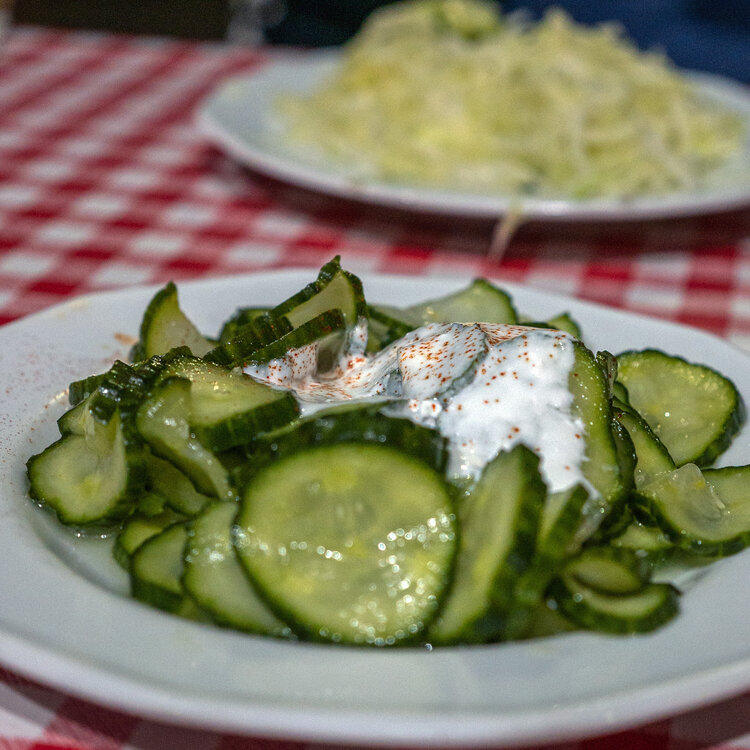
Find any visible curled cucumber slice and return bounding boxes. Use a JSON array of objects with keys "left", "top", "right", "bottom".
[
  {"left": 549, "top": 573, "right": 679, "bottom": 634},
  {"left": 27, "top": 409, "right": 145, "bottom": 527},
  {"left": 427, "top": 445, "right": 545, "bottom": 645},
  {"left": 163, "top": 353, "right": 299, "bottom": 451},
  {"left": 564, "top": 546, "right": 650, "bottom": 595},
  {"left": 204, "top": 309, "right": 347, "bottom": 368},
  {"left": 636, "top": 463, "right": 750, "bottom": 557},
  {"left": 270, "top": 255, "right": 367, "bottom": 328},
  {"left": 135, "top": 377, "right": 235, "bottom": 501},
  {"left": 133, "top": 281, "right": 215, "bottom": 360},
  {"left": 612, "top": 400, "right": 675, "bottom": 488}
]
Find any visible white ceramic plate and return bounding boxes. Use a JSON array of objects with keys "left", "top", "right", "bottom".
[
  {"left": 196, "top": 53, "right": 750, "bottom": 221},
  {"left": 2, "top": 269, "right": 750, "bottom": 748}
]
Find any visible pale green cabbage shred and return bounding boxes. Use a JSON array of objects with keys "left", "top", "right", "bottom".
[{"left": 279, "top": 0, "right": 745, "bottom": 200}]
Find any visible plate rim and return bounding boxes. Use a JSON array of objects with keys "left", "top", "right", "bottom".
[
  {"left": 195, "top": 52, "right": 750, "bottom": 221},
  {"left": 1, "top": 268, "right": 750, "bottom": 747}
]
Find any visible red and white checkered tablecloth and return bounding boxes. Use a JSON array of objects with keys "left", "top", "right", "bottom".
[{"left": 0, "top": 25, "right": 749, "bottom": 750}]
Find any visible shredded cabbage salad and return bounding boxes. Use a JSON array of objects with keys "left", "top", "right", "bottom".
[{"left": 279, "top": 0, "right": 746, "bottom": 200}]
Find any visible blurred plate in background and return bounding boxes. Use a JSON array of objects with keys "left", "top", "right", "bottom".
[{"left": 197, "top": 52, "right": 750, "bottom": 221}]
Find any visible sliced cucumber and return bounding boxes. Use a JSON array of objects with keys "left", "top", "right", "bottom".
[
  {"left": 88, "top": 357, "right": 167, "bottom": 423},
  {"left": 245, "top": 405, "right": 449, "bottom": 481},
  {"left": 136, "top": 489, "right": 168, "bottom": 516},
  {"left": 204, "top": 309, "right": 346, "bottom": 368},
  {"left": 67, "top": 352, "right": 177, "bottom": 425},
  {"left": 256, "top": 256, "right": 367, "bottom": 373},
  {"left": 234, "top": 443, "right": 457, "bottom": 645},
  {"left": 130, "top": 522, "right": 206, "bottom": 619},
  {"left": 546, "top": 313, "right": 582, "bottom": 339},
  {"left": 27, "top": 409, "right": 145, "bottom": 527},
  {"left": 521, "top": 313, "right": 582, "bottom": 339},
  {"left": 538, "top": 484, "right": 591, "bottom": 555},
  {"left": 68, "top": 372, "right": 106, "bottom": 407},
  {"left": 366, "top": 304, "right": 418, "bottom": 353},
  {"left": 270, "top": 255, "right": 366, "bottom": 329},
  {"left": 203, "top": 312, "right": 293, "bottom": 367},
  {"left": 367, "top": 304, "right": 419, "bottom": 336},
  {"left": 636, "top": 463, "right": 750, "bottom": 557},
  {"left": 549, "top": 573, "right": 679, "bottom": 634},
  {"left": 133, "top": 281, "right": 214, "bottom": 360},
  {"left": 612, "top": 401, "right": 675, "bottom": 487},
  {"left": 57, "top": 392, "right": 97, "bottom": 436},
  {"left": 26, "top": 261, "right": 750, "bottom": 649},
  {"left": 521, "top": 602, "right": 577, "bottom": 639},
  {"left": 136, "top": 377, "right": 235, "bottom": 501},
  {"left": 219, "top": 307, "right": 271, "bottom": 344},
  {"left": 183, "top": 501, "right": 291, "bottom": 636},
  {"left": 163, "top": 354, "right": 299, "bottom": 450},
  {"left": 700, "top": 465, "right": 750, "bottom": 554},
  {"left": 427, "top": 445, "right": 545, "bottom": 645},
  {"left": 592, "top": 416, "right": 636, "bottom": 539},
  {"left": 611, "top": 380, "right": 630, "bottom": 405},
  {"left": 610, "top": 518, "right": 674, "bottom": 563},
  {"left": 616, "top": 349, "right": 745, "bottom": 466},
  {"left": 400, "top": 278, "right": 518, "bottom": 326},
  {"left": 503, "top": 484, "right": 589, "bottom": 639},
  {"left": 564, "top": 546, "right": 650, "bottom": 595},
  {"left": 567, "top": 343, "right": 628, "bottom": 541},
  {"left": 113, "top": 508, "right": 186, "bottom": 569},
  {"left": 503, "top": 349, "right": 632, "bottom": 634},
  {"left": 144, "top": 453, "right": 212, "bottom": 516}
]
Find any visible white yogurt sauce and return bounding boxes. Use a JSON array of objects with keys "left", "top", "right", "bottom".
[{"left": 246, "top": 321, "right": 588, "bottom": 494}]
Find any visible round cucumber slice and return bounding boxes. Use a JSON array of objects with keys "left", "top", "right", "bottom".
[
  {"left": 616, "top": 349, "right": 745, "bottom": 467},
  {"left": 234, "top": 443, "right": 457, "bottom": 645},
  {"left": 183, "top": 501, "right": 291, "bottom": 637}
]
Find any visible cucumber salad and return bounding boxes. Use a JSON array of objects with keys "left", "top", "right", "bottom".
[{"left": 26, "top": 258, "right": 750, "bottom": 646}]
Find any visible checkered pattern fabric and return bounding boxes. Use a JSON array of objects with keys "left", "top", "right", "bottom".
[{"left": 0, "top": 26, "right": 749, "bottom": 750}]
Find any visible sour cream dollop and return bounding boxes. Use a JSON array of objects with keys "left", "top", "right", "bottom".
[{"left": 247, "top": 322, "right": 588, "bottom": 494}]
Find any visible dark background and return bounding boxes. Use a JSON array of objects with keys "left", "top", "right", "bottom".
[
  {"left": 11, "top": 0, "right": 750, "bottom": 82},
  {"left": 12, "top": 0, "right": 230, "bottom": 40}
]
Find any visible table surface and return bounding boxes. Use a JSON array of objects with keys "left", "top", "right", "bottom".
[{"left": 0, "top": 25, "right": 749, "bottom": 750}]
